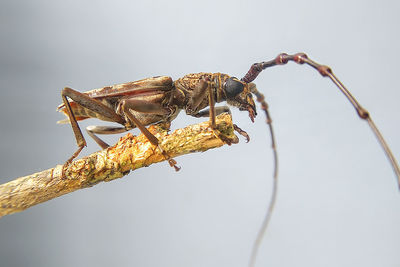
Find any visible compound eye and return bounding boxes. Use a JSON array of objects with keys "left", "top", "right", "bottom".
[{"left": 225, "top": 77, "right": 244, "bottom": 98}]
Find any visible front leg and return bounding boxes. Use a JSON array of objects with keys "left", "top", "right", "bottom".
[
  {"left": 185, "top": 77, "right": 217, "bottom": 128},
  {"left": 192, "top": 106, "right": 231, "bottom": 118},
  {"left": 193, "top": 106, "right": 250, "bottom": 143}
]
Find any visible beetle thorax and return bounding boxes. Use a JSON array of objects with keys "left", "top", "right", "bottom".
[{"left": 173, "top": 73, "right": 231, "bottom": 114}]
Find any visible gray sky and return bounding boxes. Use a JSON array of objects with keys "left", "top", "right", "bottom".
[{"left": 0, "top": 1, "right": 399, "bottom": 267}]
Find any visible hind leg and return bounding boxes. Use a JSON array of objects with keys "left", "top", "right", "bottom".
[
  {"left": 86, "top": 125, "right": 128, "bottom": 149},
  {"left": 61, "top": 87, "right": 125, "bottom": 177}
]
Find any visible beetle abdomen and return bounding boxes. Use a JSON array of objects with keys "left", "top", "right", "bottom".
[{"left": 57, "top": 98, "right": 119, "bottom": 124}]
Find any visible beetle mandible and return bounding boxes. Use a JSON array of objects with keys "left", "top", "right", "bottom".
[{"left": 57, "top": 52, "right": 400, "bottom": 267}]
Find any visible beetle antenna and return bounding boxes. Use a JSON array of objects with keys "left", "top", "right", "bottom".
[
  {"left": 243, "top": 53, "right": 400, "bottom": 189},
  {"left": 245, "top": 83, "right": 279, "bottom": 267},
  {"left": 243, "top": 53, "right": 400, "bottom": 266}
]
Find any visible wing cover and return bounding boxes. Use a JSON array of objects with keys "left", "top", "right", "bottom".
[
  {"left": 83, "top": 76, "right": 173, "bottom": 99},
  {"left": 57, "top": 76, "right": 173, "bottom": 123}
]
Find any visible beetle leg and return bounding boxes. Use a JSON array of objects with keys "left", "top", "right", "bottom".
[
  {"left": 192, "top": 106, "right": 249, "bottom": 143},
  {"left": 61, "top": 87, "right": 125, "bottom": 177},
  {"left": 185, "top": 77, "right": 217, "bottom": 128},
  {"left": 233, "top": 124, "right": 250, "bottom": 143},
  {"left": 118, "top": 99, "right": 165, "bottom": 145},
  {"left": 119, "top": 99, "right": 180, "bottom": 171},
  {"left": 86, "top": 126, "right": 127, "bottom": 149},
  {"left": 117, "top": 99, "right": 170, "bottom": 115},
  {"left": 207, "top": 79, "right": 216, "bottom": 128},
  {"left": 186, "top": 78, "right": 209, "bottom": 114},
  {"left": 61, "top": 92, "right": 86, "bottom": 168},
  {"left": 192, "top": 106, "right": 231, "bottom": 118}
]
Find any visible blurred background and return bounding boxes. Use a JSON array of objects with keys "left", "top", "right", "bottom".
[{"left": 0, "top": 0, "right": 399, "bottom": 267}]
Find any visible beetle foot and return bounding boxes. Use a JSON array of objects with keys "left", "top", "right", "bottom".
[
  {"left": 168, "top": 158, "right": 181, "bottom": 171},
  {"left": 61, "top": 145, "right": 85, "bottom": 179},
  {"left": 61, "top": 160, "right": 74, "bottom": 179},
  {"left": 217, "top": 132, "right": 235, "bottom": 145},
  {"left": 208, "top": 127, "right": 238, "bottom": 146},
  {"left": 157, "top": 144, "right": 181, "bottom": 171},
  {"left": 233, "top": 124, "right": 250, "bottom": 143}
]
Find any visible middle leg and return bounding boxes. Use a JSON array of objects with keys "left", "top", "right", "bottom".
[
  {"left": 118, "top": 98, "right": 180, "bottom": 171},
  {"left": 86, "top": 125, "right": 128, "bottom": 149}
]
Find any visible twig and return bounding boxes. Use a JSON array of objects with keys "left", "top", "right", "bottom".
[{"left": 0, "top": 113, "right": 238, "bottom": 217}]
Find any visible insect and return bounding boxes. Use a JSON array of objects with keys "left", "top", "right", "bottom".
[{"left": 57, "top": 53, "right": 400, "bottom": 267}]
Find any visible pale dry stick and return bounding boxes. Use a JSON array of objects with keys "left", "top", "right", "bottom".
[{"left": 0, "top": 113, "right": 238, "bottom": 217}]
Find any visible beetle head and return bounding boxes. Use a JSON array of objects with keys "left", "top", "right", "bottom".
[{"left": 224, "top": 77, "right": 257, "bottom": 122}]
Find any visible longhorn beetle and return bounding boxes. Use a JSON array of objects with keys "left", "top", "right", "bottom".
[{"left": 58, "top": 53, "right": 400, "bottom": 267}]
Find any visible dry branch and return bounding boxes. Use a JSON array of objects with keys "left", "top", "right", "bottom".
[{"left": 0, "top": 113, "right": 238, "bottom": 217}]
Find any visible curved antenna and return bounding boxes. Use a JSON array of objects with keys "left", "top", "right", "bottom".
[
  {"left": 246, "top": 84, "right": 278, "bottom": 267},
  {"left": 242, "top": 53, "right": 400, "bottom": 267},
  {"left": 243, "top": 53, "right": 400, "bottom": 188}
]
